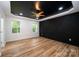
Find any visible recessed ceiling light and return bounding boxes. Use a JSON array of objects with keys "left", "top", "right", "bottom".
[
  {"left": 19, "top": 13, "right": 23, "bottom": 15},
  {"left": 58, "top": 7, "right": 63, "bottom": 10}
]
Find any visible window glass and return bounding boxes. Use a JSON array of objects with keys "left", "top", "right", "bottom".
[
  {"left": 12, "top": 20, "right": 20, "bottom": 33},
  {"left": 32, "top": 23, "right": 38, "bottom": 32}
]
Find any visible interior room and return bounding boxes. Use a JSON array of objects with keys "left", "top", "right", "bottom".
[{"left": 0, "top": 1, "right": 79, "bottom": 57}]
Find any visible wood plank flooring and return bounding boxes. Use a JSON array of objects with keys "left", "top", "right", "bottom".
[{"left": 1, "top": 37, "right": 79, "bottom": 57}]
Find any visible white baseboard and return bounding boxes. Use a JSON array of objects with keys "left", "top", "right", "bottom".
[{"left": 6, "top": 36, "right": 39, "bottom": 43}]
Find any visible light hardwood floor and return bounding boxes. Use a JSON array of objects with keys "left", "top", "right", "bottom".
[{"left": 1, "top": 37, "right": 79, "bottom": 57}]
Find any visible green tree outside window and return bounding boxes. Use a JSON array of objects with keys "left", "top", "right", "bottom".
[
  {"left": 32, "top": 23, "right": 38, "bottom": 32},
  {"left": 12, "top": 20, "right": 20, "bottom": 33}
]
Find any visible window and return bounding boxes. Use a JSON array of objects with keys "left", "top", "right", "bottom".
[
  {"left": 12, "top": 20, "right": 20, "bottom": 33},
  {"left": 32, "top": 23, "right": 38, "bottom": 32}
]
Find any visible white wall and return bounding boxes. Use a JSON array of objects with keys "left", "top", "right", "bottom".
[
  {"left": 0, "top": 7, "right": 6, "bottom": 47},
  {"left": 5, "top": 16, "right": 39, "bottom": 42},
  {"left": 0, "top": 1, "right": 39, "bottom": 42},
  {"left": 0, "top": 4, "right": 6, "bottom": 56}
]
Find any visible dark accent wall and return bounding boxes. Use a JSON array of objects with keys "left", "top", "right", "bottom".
[{"left": 39, "top": 12, "right": 79, "bottom": 46}]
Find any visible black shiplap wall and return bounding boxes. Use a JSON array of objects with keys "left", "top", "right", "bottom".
[{"left": 39, "top": 12, "right": 79, "bottom": 46}]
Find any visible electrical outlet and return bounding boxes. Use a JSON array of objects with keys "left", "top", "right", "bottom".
[{"left": 69, "top": 38, "right": 72, "bottom": 41}]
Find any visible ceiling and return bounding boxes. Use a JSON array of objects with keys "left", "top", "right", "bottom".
[
  {"left": 11, "top": 1, "right": 73, "bottom": 19},
  {"left": 0, "top": 1, "right": 79, "bottom": 22}
]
